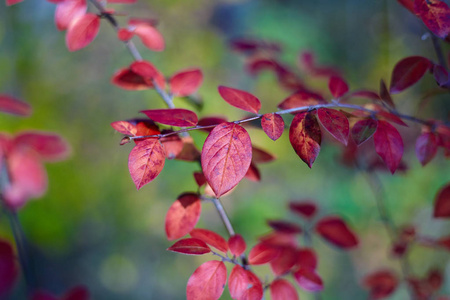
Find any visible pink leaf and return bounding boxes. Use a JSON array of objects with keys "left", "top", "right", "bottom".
[
  {"left": 190, "top": 228, "right": 228, "bottom": 253},
  {"left": 328, "top": 76, "right": 349, "bottom": 98},
  {"left": 141, "top": 108, "right": 198, "bottom": 127},
  {"left": 228, "top": 234, "right": 246, "bottom": 257},
  {"left": 218, "top": 86, "right": 261, "bottom": 114},
  {"left": 133, "top": 23, "right": 165, "bottom": 51},
  {"left": 111, "top": 121, "right": 137, "bottom": 136},
  {"left": 294, "top": 268, "right": 324, "bottom": 292},
  {"left": 415, "top": 131, "right": 438, "bottom": 166},
  {"left": 434, "top": 183, "right": 450, "bottom": 218},
  {"left": 6, "top": 0, "right": 23, "bottom": 5},
  {"left": 201, "top": 123, "right": 252, "bottom": 197},
  {"left": 390, "top": 56, "right": 432, "bottom": 94},
  {"left": 289, "top": 112, "right": 322, "bottom": 168},
  {"left": 270, "top": 279, "right": 299, "bottom": 300},
  {"left": 66, "top": 13, "right": 100, "bottom": 52},
  {"left": 170, "top": 69, "right": 203, "bottom": 97},
  {"left": 14, "top": 131, "right": 70, "bottom": 162},
  {"left": 167, "top": 238, "right": 211, "bottom": 255},
  {"left": 128, "top": 138, "right": 165, "bottom": 190},
  {"left": 270, "top": 246, "right": 297, "bottom": 275},
  {"left": 130, "top": 60, "right": 166, "bottom": 89},
  {"left": 317, "top": 108, "right": 349, "bottom": 145},
  {"left": 117, "top": 28, "right": 134, "bottom": 41},
  {"left": 374, "top": 120, "right": 404, "bottom": 174},
  {"left": 296, "top": 248, "right": 318, "bottom": 270},
  {"left": 248, "top": 242, "right": 281, "bottom": 265},
  {"left": 315, "top": 216, "right": 359, "bottom": 249},
  {"left": 0, "top": 94, "right": 32, "bottom": 116},
  {"left": 261, "top": 113, "right": 284, "bottom": 141},
  {"left": 55, "top": 0, "right": 87, "bottom": 31},
  {"left": 228, "top": 266, "right": 262, "bottom": 300},
  {"left": 165, "top": 193, "right": 201, "bottom": 240},
  {"left": 186, "top": 261, "right": 227, "bottom": 300}
]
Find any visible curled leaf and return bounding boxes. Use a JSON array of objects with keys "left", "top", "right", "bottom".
[
  {"left": 289, "top": 112, "right": 322, "bottom": 168},
  {"left": 167, "top": 238, "right": 211, "bottom": 255}
]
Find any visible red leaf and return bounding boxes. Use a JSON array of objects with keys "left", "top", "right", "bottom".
[
  {"left": 252, "top": 146, "right": 276, "bottom": 163},
  {"left": 175, "top": 136, "right": 201, "bottom": 162},
  {"left": 117, "top": 28, "right": 134, "bottom": 41},
  {"left": 190, "top": 229, "right": 228, "bottom": 253},
  {"left": 278, "top": 91, "right": 325, "bottom": 110},
  {"left": 289, "top": 200, "right": 318, "bottom": 219},
  {"left": 128, "top": 138, "right": 165, "bottom": 190},
  {"left": 270, "top": 279, "right": 299, "bottom": 300},
  {"left": 186, "top": 261, "right": 227, "bottom": 300},
  {"left": 351, "top": 118, "right": 378, "bottom": 146},
  {"left": 244, "top": 162, "right": 260, "bottom": 182},
  {"left": 130, "top": 60, "right": 166, "bottom": 89},
  {"left": 261, "top": 113, "right": 284, "bottom": 141},
  {"left": 317, "top": 108, "right": 349, "bottom": 145},
  {"left": 259, "top": 232, "right": 298, "bottom": 248},
  {"left": 390, "top": 56, "right": 432, "bottom": 94},
  {"left": 328, "top": 76, "right": 349, "bottom": 98},
  {"left": 218, "top": 86, "right": 261, "bottom": 114},
  {"left": 134, "top": 121, "right": 160, "bottom": 143},
  {"left": 111, "top": 121, "right": 137, "bottom": 136},
  {"left": 296, "top": 248, "right": 318, "bottom": 270},
  {"left": 376, "top": 110, "right": 408, "bottom": 127},
  {"left": 14, "top": 131, "right": 70, "bottom": 162},
  {"left": 228, "top": 266, "right": 262, "bottom": 300},
  {"left": 55, "top": 0, "right": 87, "bottom": 31},
  {"left": 434, "top": 183, "right": 450, "bottom": 218},
  {"left": 167, "top": 238, "right": 211, "bottom": 255},
  {"left": 165, "top": 193, "right": 201, "bottom": 240},
  {"left": 415, "top": 132, "right": 438, "bottom": 166},
  {"left": 414, "top": 0, "right": 450, "bottom": 39},
  {"left": 289, "top": 112, "right": 322, "bottom": 168},
  {"left": 362, "top": 270, "right": 398, "bottom": 300},
  {"left": 0, "top": 240, "right": 18, "bottom": 298},
  {"left": 374, "top": 120, "right": 404, "bottom": 174},
  {"left": 170, "top": 69, "right": 203, "bottom": 97},
  {"left": 201, "top": 123, "right": 252, "bottom": 197},
  {"left": 379, "top": 80, "right": 395, "bottom": 108},
  {"left": 294, "top": 268, "right": 324, "bottom": 292},
  {"left": 193, "top": 172, "right": 207, "bottom": 187},
  {"left": 270, "top": 246, "right": 297, "bottom": 275},
  {"left": 267, "top": 220, "right": 302, "bottom": 234},
  {"left": 111, "top": 68, "right": 151, "bottom": 90},
  {"left": 315, "top": 216, "right": 358, "bottom": 249},
  {"left": 133, "top": 23, "right": 165, "bottom": 51},
  {"left": 0, "top": 94, "right": 32, "bottom": 116},
  {"left": 160, "top": 132, "right": 183, "bottom": 159},
  {"left": 228, "top": 234, "right": 246, "bottom": 257},
  {"left": 248, "top": 242, "right": 281, "bottom": 265},
  {"left": 397, "top": 0, "right": 415, "bottom": 13},
  {"left": 66, "top": 13, "right": 100, "bottom": 52},
  {"left": 6, "top": 0, "right": 23, "bottom": 5},
  {"left": 141, "top": 108, "right": 198, "bottom": 127},
  {"left": 198, "top": 116, "right": 228, "bottom": 132}
]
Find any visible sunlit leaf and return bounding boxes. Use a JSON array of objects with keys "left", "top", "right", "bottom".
[
  {"left": 55, "top": 0, "right": 87, "bottom": 31},
  {"left": 248, "top": 242, "right": 281, "bottom": 265},
  {"left": 186, "top": 261, "right": 227, "bottom": 300},
  {"left": 134, "top": 23, "right": 165, "bottom": 51},
  {"left": 289, "top": 112, "right": 322, "bottom": 168},
  {"left": 190, "top": 228, "right": 228, "bottom": 253},
  {"left": 167, "top": 238, "right": 211, "bottom": 255},
  {"left": 130, "top": 60, "right": 166, "bottom": 89},
  {"left": 66, "top": 13, "right": 100, "bottom": 52},
  {"left": 218, "top": 86, "right": 261, "bottom": 114},
  {"left": 165, "top": 193, "right": 201, "bottom": 240},
  {"left": 261, "top": 113, "right": 284, "bottom": 141},
  {"left": 228, "top": 265, "right": 262, "bottom": 300},
  {"left": 141, "top": 108, "right": 198, "bottom": 127},
  {"left": 270, "top": 279, "right": 299, "bottom": 300},
  {"left": 228, "top": 234, "right": 246, "bottom": 257},
  {"left": 170, "top": 69, "right": 203, "bottom": 97},
  {"left": 111, "top": 121, "right": 137, "bottom": 136}
]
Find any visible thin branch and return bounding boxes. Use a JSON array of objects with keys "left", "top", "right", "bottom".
[
  {"left": 210, "top": 197, "right": 235, "bottom": 236},
  {"left": 211, "top": 250, "right": 243, "bottom": 267},
  {"left": 430, "top": 34, "right": 448, "bottom": 70}
]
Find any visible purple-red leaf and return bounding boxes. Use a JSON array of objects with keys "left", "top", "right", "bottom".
[
  {"left": 261, "top": 113, "right": 284, "bottom": 141},
  {"left": 374, "top": 120, "right": 404, "bottom": 174},
  {"left": 289, "top": 112, "right": 322, "bottom": 168},
  {"left": 0, "top": 94, "right": 32, "bottom": 117},
  {"left": 270, "top": 246, "right": 297, "bottom": 275},
  {"left": 167, "top": 238, "right": 211, "bottom": 255},
  {"left": 66, "top": 13, "right": 100, "bottom": 52},
  {"left": 278, "top": 91, "right": 325, "bottom": 110},
  {"left": 128, "top": 138, "right": 165, "bottom": 190},
  {"left": 351, "top": 118, "right": 378, "bottom": 146},
  {"left": 390, "top": 56, "right": 432, "bottom": 94},
  {"left": 296, "top": 248, "right": 318, "bottom": 270},
  {"left": 294, "top": 268, "right": 324, "bottom": 292},
  {"left": 190, "top": 228, "right": 228, "bottom": 253},
  {"left": 315, "top": 216, "right": 359, "bottom": 249},
  {"left": 186, "top": 261, "right": 227, "bottom": 300},
  {"left": 165, "top": 193, "right": 201, "bottom": 240},
  {"left": 267, "top": 220, "right": 302, "bottom": 234},
  {"left": 170, "top": 69, "right": 203, "bottom": 97},
  {"left": 248, "top": 242, "right": 281, "bottom": 265},
  {"left": 434, "top": 183, "right": 450, "bottom": 218},
  {"left": 362, "top": 270, "right": 398, "bottom": 300},
  {"left": 252, "top": 146, "right": 276, "bottom": 163},
  {"left": 415, "top": 131, "right": 438, "bottom": 166},
  {"left": 111, "top": 68, "right": 151, "bottom": 90},
  {"left": 270, "top": 279, "right": 299, "bottom": 300},
  {"left": 317, "top": 108, "right": 349, "bottom": 145},
  {"left": 228, "top": 234, "right": 246, "bottom": 257},
  {"left": 414, "top": 0, "right": 450, "bottom": 39},
  {"left": 130, "top": 60, "right": 166, "bottom": 89},
  {"left": 201, "top": 123, "right": 252, "bottom": 197},
  {"left": 379, "top": 80, "right": 395, "bottom": 108},
  {"left": 0, "top": 240, "right": 18, "bottom": 298},
  {"left": 218, "top": 86, "right": 261, "bottom": 114},
  {"left": 328, "top": 76, "right": 349, "bottom": 98},
  {"left": 141, "top": 108, "right": 198, "bottom": 127},
  {"left": 289, "top": 200, "right": 318, "bottom": 219}
]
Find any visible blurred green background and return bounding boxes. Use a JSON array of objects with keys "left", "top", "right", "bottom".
[{"left": 0, "top": 0, "right": 449, "bottom": 299}]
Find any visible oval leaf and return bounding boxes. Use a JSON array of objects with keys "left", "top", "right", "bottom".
[
  {"left": 201, "top": 123, "right": 252, "bottom": 197},
  {"left": 296, "top": 248, "right": 318, "bottom": 270},
  {"left": 289, "top": 112, "right": 322, "bottom": 168},
  {"left": 228, "top": 234, "right": 246, "bottom": 257},
  {"left": 111, "top": 121, "right": 137, "bottom": 136},
  {"left": 267, "top": 220, "right": 302, "bottom": 234},
  {"left": 130, "top": 60, "right": 166, "bottom": 89},
  {"left": 186, "top": 261, "right": 227, "bottom": 300},
  {"left": 134, "top": 24, "right": 165, "bottom": 51},
  {"left": 317, "top": 108, "right": 349, "bottom": 145},
  {"left": 248, "top": 242, "right": 281, "bottom": 265},
  {"left": 414, "top": 0, "right": 450, "bottom": 39},
  {"left": 168, "top": 238, "right": 211, "bottom": 255},
  {"left": 165, "top": 193, "right": 201, "bottom": 240},
  {"left": 270, "top": 279, "right": 299, "bottom": 300},
  {"left": 128, "top": 138, "right": 165, "bottom": 190},
  {"left": 111, "top": 68, "right": 151, "bottom": 91},
  {"left": 415, "top": 132, "right": 438, "bottom": 166},
  {"left": 294, "top": 268, "right": 324, "bottom": 292},
  {"left": 261, "top": 113, "right": 284, "bottom": 141},
  {"left": 141, "top": 108, "right": 198, "bottom": 127},
  {"left": 289, "top": 200, "right": 318, "bottom": 219},
  {"left": 55, "top": 0, "right": 87, "bottom": 31},
  {"left": 190, "top": 228, "right": 228, "bottom": 253},
  {"left": 228, "top": 266, "right": 262, "bottom": 300},
  {"left": 351, "top": 119, "right": 378, "bottom": 146},
  {"left": 278, "top": 91, "right": 325, "bottom": 110},
  {"left": 434, "top": 183, "right": 450, "bottom": 218},
  {"left": 14, "top": 132, "right": 70, "bottom": 162},
  {"left": 362, "top": 270, "right": 398, "bottom": 300},
  {"left": 374, "top": 120, "right": 404, "bottom": 174},
  {"left": 328, "top": 76, "right": 349, "bottom": 98},
  {"left": 0, "top": 94, "right": 32, "bottom": 116},
  {"left": 270, "top": 246, "right": 297, "bottom": 276},
  {"left": 66, "top": 13, "right": 100, "bottom": 52},
  {"left": 390, "top": 56, "right": 432, "bottom": 94},
  {"left": 218, "top": 86, "right": 261, "bottom": 114},
  {"left": 170, "top": 69, "right": 203, "bottom": 97},
  {"left": 315, "top": 216, "right": 359, "bottom": 249}
]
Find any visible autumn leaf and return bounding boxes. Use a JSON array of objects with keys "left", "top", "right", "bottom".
[
  {"left": 315, "top": 216, "right": 359, "bottom": 249},
  {"left": 414, "top": 0, "right": 450, "bottom": 39},
  {"left": 0, "top": 94, "right": 32, "bottom": 116},
  {"left": 317, "top": 108, "right": 349, "bottom": 145},
  {"left": 351, "top": 118, "right": 378, "bottom": 145},
  {"left": 141, "top": 108, "right": 198, "bottom": 127},
  {"left": 228, "top": 234, "right": 246, "bottom": 257},
  {"left": 362, "top": 270, "right": 398, "bottom": 300},
  {"left": 190, "top": 228, "right": 228, "bottom": 253},
  {"left": 218, "top": 86, "right": 261, "bottom": 114},
  {"left": 170, "top": 69, "right": 203, "bottom": 97},
  {"left": 55, "top": 0, "right": 87, "bottom": 31},
  {"left": 248, "top": 242, "right": 281, "bottom": 265},
  {"left": 289, "top": 112, "right": 322, "bottom": 168},
  {"left": 415, "top": 131, "right": 438, "bottom": 166},
  {"left": 328, "top": 76, "right": 349, "bottom": 98},
  {"left": 66, "top": 13, "right": 100, "bottom": 52},
  {"left": 261, "top": 113, "right": 284, "bottom": 141},
  {"left": 165, "top": 193, "right": 201, "bottom": 240},
  {"left": 390, "top": 56, "right": 432, "bottom": 94},
  {"left": 374, "top": 120, "right": 404, "bottom": 174},
  {"left": 294, "top": 268, "right": 324, "bottom": 292},
  {"left": 0, "top": 240, "right": 18, "bottom": 298},
  {"left": 433, "top": 183, "right": 450, "bottom": 218},
  {"left": 289, "top": 200, "right": 318, "bottom": 219},
  {"left": 228, "top": 265, "right": 262, "bottom": 300},
  {"left": 186, "top": 261, "right": 227, "bottom": 300},
  {"left": 270, "top": 279, "right": 299, "bottom": 300},
  {"left": 167, "top": 238, "right": 211, "bottom": 255}
]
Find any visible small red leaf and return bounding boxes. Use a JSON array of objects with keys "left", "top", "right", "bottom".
[
  {"left": 415, "top": 132, "right": 438, "bottom": 166},
  {"left": 270, "top": 279, "right": 299, "bottom": 300},
  {"left": 66, "top": 13, "right": 100, "bottom": 52},
  {"left": 434, "top": 183, "right": 450, "bottom": 218},
  {"left": 198, "top": 116, "right": 228, "bottom": 132},
  {"left": 228, "top": 234, "right": 246, "bottom": 257},
  {"left": 141, "top": 108, "right": 198, "bottom": 127},
  {"left": 128, "top": 138, "right": 165, "bottom": 190},
  {"left": 55, "top": 0, "right": 87, "bottom": 31},
  {"left": 433, "top": 64, "right": 449, "bottom": 86},
  {"left": 296, "top": 248, "right": 318, "bottom": 270},
  {"left": 228, "top": 266, "right": 262, "bottom": 300},
  {"left": 130, "top": 60, "right": 166, "bottom": 89},
  {"left": 362, "top": 270, "right": 398, "bottom": 300},
  {"left": 294, "top": 268, "right": 324, "bottom": 292},
  {"left": 0, "top": 240, "right": 18, "bottom": 298},
  {"left": 278, "top": 91, "right": 325, "bottom": 110},
  {"left": 133, "top": 23, "right": 165, "bottom": 51},
  {"left": 252, "top": 146, "right": 276, "bottom": 163},
  {"left": 261, "top": 113, "right": 284, "bottom": 141},
  {"left": 390, "top": 56, "right": 432, "bottom": 94},
  {"left": 397, "top": 0, "right": 415, "bottom": 13},
  {"left": 218, "top": 86, "right": 261, "bottom": 114},
  {"left": 170, "top": 69, "right": 203, "bottom": 97},
  {"left": 111, "top": 68, "right": 150, "bottom": 90},
  {"left": 315, "top": 216, "right": 359, "bottom": 249},
  {"left": 317, "top": 108, "right": 349, "bottom": 145},
  {"left": 259, "top": 232, "right": 298, "bottom": 248},
  {"left": 14, "top": 131, "right": 70, "bottom": 162},
  {"left": 270, "top": 247, "right": 297, "bottom": 275},
  {"left": 165, "top": 193, "right": 201, "bottom": 240},
  {"left": 248, "top": 242, "right": 281, "bottom": 265},
  {"left": 414, "top": 0, "right": 450, "bottom": 39},
  {"left": 0, "top": 94, "right": 32, "bottom": 116},
  {"left": 267, "top": 220, "right": 302, "bottom": 234},
  {"left": 351, "top": 119, "right": 378, "bottom": 146},
  {"left": 244, "top": 163, "right": 261, "bottom": 182},
  {"left": 289, "top": 200, "right": 318, "bottom": 219},
  {"left": 374, "top": 120, "right": 404, "bottom": 174},
  {"left": 201, "top": 123, "right": 252, "bottom": 197},
  {"left": 117, "top": 28, "right": 134, "bottom": 41},
  {"left": 190, "top": 228, "right": 228, "bottom": 253},
  {"left": 289, "top": 112, "right": 322, "bottom": 168},
  {"left": 160, "top": 132, "right": 183, "bottom": 159},
  {"left": 376, "top": 110, "right": 408, "bottom": 127},
  {"left": 167, "top": 238, "right": 211, "bottom": 255},
  {"left": 328, "top": 76, "right": 349, "bottom": 98},
  {"left": 186, "top": 261, "right": 227, "bottom": 300},
  {"left": 111, "top": 121, "right": 137, "bottom": 136},
  {"left": 193, "top": 172, "right": 207, "bottom": 187},
  {"left": 379, "top": 80, "right": 395, "bottom": 108}
]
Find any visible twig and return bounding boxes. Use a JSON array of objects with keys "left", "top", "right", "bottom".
[{"left": 430, "top": 34, "right": 448, "bottom": 70}]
